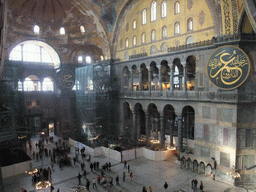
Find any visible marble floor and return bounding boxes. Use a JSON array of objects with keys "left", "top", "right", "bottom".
[{"left": 2, "top": 134, "right": 248, "bottom": 192}]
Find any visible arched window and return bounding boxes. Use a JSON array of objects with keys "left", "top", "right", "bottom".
[
  {"left": 141, "top": 33, "right": 146, "bottom": 44},
  {"left": 174, "top": 1, "right": 180, "bottom": 14},
  {"left": 133, "top": 20, "right": 137, "bottom": 29},
  {"left": 151, "top": 29, "right": 156, "bottom": 41},
  {"left": 80, "top": 26, "right": 85, "bottom": 34},
  {"left": 60, "top": 27, "right": 65, "bottom": 35},
  {"left": 151, "top": 0, "right": 157, "bottom": 22},
  {"left": 162, "top": 26, "right": 167, "bottom": 38},
  {"left": 86, "top": 56, "right": 91, "bottom": 63},
  {"left": 100, "top": 55, "right": 104, "bottom": 61},
  {"left": 24, "top": 77, "right": 34, "bottom": 91},
  {"left": 33, "top": 25, "right": 40, "bottom": 35},
  {"left": 133, "top": 36, "right": 137, "bottom": 47},
  {"left": 125, "top": 38, "right": 129, "bottom": 48},
  {"left": 142, "top": 9, "right": 147, "bottom": 25},
  {"left": 42, "top": 77, "right": 54, "bottom": 92},
  {"left": 174, "top": 22, "right": 180, "bottom": 34},
  {"left": 161, "top": 1, "right": 167, "bottom": 18},
  {"left": 9, "top": 40, "right": 60, "bottom": 68},
  {"left": 187, "top": 18, "right": 193, "bottom": 31},
  {"left": 78, "top": 56, "right": 83, "bottom": 63}
]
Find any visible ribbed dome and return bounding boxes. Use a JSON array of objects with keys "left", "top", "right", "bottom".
[{"left": 9, "top": 0, "right": 78, "bottom": 28}]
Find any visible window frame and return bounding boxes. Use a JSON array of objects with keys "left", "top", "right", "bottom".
[
  {"left": 187, "top": 18, "right": 193, "bottom": 32},
  {"left": 125, "top": 38, "right": 129, "bottom": 48},
  {"left": 151, "top": 29, "right": 156, "bottom": 42},
  {"left": 161, "top": 1, "right": 167, "bottom": 18},
  {"left": 151, "top": 0, "right": 157, "bottom": 22},
  {"left": 133, "top": 35, "right": 137, "bottom": 47},
  {"left": 174, "top": 1, "right": 180, "bottom": 15},
  {"left": 174, "top": 21, "right": 180, "bottom": 35},
  {"left": 142, "top": 9, "right": 147, "bottom": 25},
  {"left": 132, "top": 20, "right": 137, "bottom": 29},
  {"left": 162, "top": 26, "right": 167, "bottom": 39}
]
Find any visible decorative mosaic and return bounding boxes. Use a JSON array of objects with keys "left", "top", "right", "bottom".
[
  {"left": 222, "top": 0, "right": 231, "bottom": 34},
  {"left": 187, "top": 0, "right": 193, "bottom": 10},
  {"left": 231, "top": 0, "right": 238, "bottom": 34},
  {"left": 198, "top": 11, "right": 205, "bottom": 26},
  {"left": 92, "top": 0, "right": 120, "bottom": 31}
]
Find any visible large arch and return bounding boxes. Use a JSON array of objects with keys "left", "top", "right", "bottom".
[{"left": 9, "top": 40, "right": 61, "bottom": 68}]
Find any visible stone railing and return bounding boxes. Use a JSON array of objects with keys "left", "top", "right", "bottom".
[
  {"left": 167, "top": 33, "right": 256, "bottom": 53},
  {"left": 120, "top": 90, "right": 256, "bottom": 103},
  {"left": 129, "top": 52, "right": 147, "bottom": 60}
]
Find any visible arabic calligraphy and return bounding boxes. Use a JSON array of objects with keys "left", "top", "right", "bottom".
[
  {"left": 207, "top": 46, "right": 250, "bottom": 90},
  {"left": 56, "top": 70, "right": 75, "bottom": 90}
]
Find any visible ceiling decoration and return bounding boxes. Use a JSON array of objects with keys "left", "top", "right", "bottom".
[{"left": 92, "top": 0, "right": 120, "bottom": 31}]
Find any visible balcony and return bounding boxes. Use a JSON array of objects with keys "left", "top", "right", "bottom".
[{"left": 119, "top": 90, "right": 256, "bottom": 103}]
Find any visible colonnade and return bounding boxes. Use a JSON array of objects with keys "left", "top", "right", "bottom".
[
  {"left": 123, "top": 102, "right": 195, "bottom": 158},
  {"left": 123, "top": 56, "right": 196, "bottom": 94}
]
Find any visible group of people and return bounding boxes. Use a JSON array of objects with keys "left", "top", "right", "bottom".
[
  {"left": 32, "top": 167, "right": 52, "bottom": 183},
  {"left": 192, "top": 179, "right": 204, "bottom": 192}
]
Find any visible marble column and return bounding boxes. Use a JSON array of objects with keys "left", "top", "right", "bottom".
[
  {"left": 148, "top": 69, "right": 151, "bottom": 96},
  {"left": 169, "top": 67, "right": 173, "bottom": 93},
  {"left": 131, "top": 71, "right": 134, "bottom": 94},
  {"left": 160, "top": 115, "right": 165, "bottom": 148},
  {"left": 132, "top": 110, "right": 137, "bottom": 141},
  {"left": 139, "top": 70, "right": 142, "bottom": 93},
  {"left": 145, "top": 112, "right": 150, "bottom": 146},
  {"left": 169, "top": 119, "right": 174, "bottom": 146},
  {"left": 181, "top": 61, "right": 187, "bottom": 92},
  {"left": 159, "top": 66, "right": 162, "bottom": 92},
  {"left": 177, "top": 114, "right": 183, "bottom": 160}
]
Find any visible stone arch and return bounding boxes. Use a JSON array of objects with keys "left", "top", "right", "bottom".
[
  {"left": 173, "top": 58, "right": 183, "bottom": 90},
  {"left": 182, "top": 106, "right": 195, "bottom": 140},
  {"left": 181, "top": 156, "right": 186, "bottom": 169},
  {"left": 134, "top": 103, "right": 146, "bottom": 137},
  {"left": 150, "top": 61, "right": 159, "bottom": 90},
  {"left": 163, "top": 104, "right": 175, "bottom": 147},
  {"left": 123, "top": 66, "right": 131, "bottom": 90},
  {"left": 206, "top": 163, "right": 213, "bottom": 176},
  {"left": 186, "top": 55, "right": 196, "bottom": 91},
  {"left": 123, "top": 102, "right": 133, "bottom": 139},
  {"left": 140, "top": 63, "right": 148, "bottom": 90},
  {"left": 161, "top": 60, "right": 170, "bottom": 90},
  {"left": 147, "top": 103, "right": 160, "bottom": 141},
  {"left": 193, "top": 160, "right": 199, "bottom": 173},
  {"left": 131, "top": 65, "right": 139, "bottom": 91},
  {"left": 187, "top": 158, "right": 192, "bottom": 170},
  {"left": 199, "top": 161, "right": 206, "bottom": 174}
]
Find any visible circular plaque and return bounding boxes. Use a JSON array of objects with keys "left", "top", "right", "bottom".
[
  {"left": 55, "top": 69, "right": 75, "bottom": 90},
  {"left": 206, "top": 46, "right": 251, "bottom": 90}
]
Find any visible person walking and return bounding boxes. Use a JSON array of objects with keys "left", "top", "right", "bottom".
[
  {"left": 148, "top": 186, "right": 153, "bottom": 192},
  {"left": 77, "top": 173, "right": 82, "bottom": 185},
  {"left": 57, "top": 188, "right": 60, "bottom": 192},
  {"left": 50, "top": 185, "right": 54, "bottom": 192},
  {"left": 164, "top": 182, "right": 168, "bottom": 191},
  {"left": 124, "top": 160, "right": 127, "bottom": 168},
  {"left": 86, "top": 179, "right": 90, "bottom": 191},
  {"left": 199, "top": 181, "right": 204, "bottom": 192},
  {"left": 123, "top": 171, "right": 126, "bottom": 181},
  {"left": 130, "top": 171, "right": 133, "bottom": 181},
  {"left": 142, "top": 186, "right": 147, "bottom": 192},
  {"left": 109, "top": 176, "right": 113, "bottom": 187},
  {"left": 116, "top": 175, "right": 120, "bottom": 186},
  {"left": 92, "top": 178, "right": 97, "bottom": 189}
]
